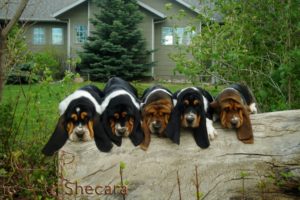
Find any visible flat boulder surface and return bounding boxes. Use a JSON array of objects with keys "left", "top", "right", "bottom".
[{"left": 59, "top": 110, "right": 300, "bottom": 199}]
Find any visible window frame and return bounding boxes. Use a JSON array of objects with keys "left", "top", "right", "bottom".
[
  {"left": 52, "top": 27, "right": 64, "bottom": 45},
  {"left": 75, "top": 25, "right": 87, "bottom": 44},
  {"left": 161, "top": 26, "right": 196, "bottom": 46},
  {"left": 32, "top": 27, "right": 46, "bottom": 45}
]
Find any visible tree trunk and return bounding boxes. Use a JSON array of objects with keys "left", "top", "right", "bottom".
[
  {"left": 0, "top": 0, "right": 29, "bottom": 101},
  {"left": 0, "top": 37, "right": 6, "bottom": 101},
  {"left": 58, "top": 110, "right": 300, "bottom": 199}
]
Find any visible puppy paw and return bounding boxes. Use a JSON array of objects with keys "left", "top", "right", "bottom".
[
  {"left": 249, "top": 103, "right": 257, "bottom": 114},
  {"left": 139, "top": 143, "right": 149, "bottom": 151},
  {"left": 206, "top": 118, "right": 218, "bottom": 140}
]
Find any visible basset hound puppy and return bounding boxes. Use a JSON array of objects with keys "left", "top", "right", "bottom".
[
  {"left": 210, "top": 83, "right": 257, "bottom": 144},
  {"left": 140, "top": 85, "right": 173, "bottom": 150},
  {"left": 100, "top": 77, "right": 144, "bottom": 147},
  {"left": 166, "top": 87, "right": 217, "bottom": 148},
  {"left": 42, "top": 85, "right": 113, "bottom": 156}
]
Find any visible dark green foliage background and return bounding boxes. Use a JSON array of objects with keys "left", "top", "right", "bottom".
[{"left": 171, "top": 0, "right": 300, "bottom": 112}]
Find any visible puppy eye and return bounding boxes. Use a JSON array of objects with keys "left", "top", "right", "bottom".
[
  {"left": 114, "top": 113, "right": 120, "bottom": 119},
  {"left": 148, "top": 113, "right": 154, "bottom": 117},
  {"left": 70, "top": 114, "right": 78, "bottom": 122},
  {"left": 183, "top": 100, "right": 189, "bottom": 105},
  {"left": 224, "top": 108, "right": 229, "bottom": 112},
  {"left": 163, "top": 113, "right": 170, "bottom": 117},
  {"left": 193, "top": 100, "right": 200, "bottom": 106}
]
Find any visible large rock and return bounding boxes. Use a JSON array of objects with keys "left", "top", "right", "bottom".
[{"left": 58, "top": 110, "right": 300, "bottom": 199}]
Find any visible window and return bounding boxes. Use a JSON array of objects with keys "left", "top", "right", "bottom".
[
  {"left": 33, "top": 27, "right": 46, "bottom": 45},
  {"left": 75, "top": 25, "right": 87, "bottom": 43},
  {"left": 161, "top": 26, "right": 196, "bottom": 45},
  {"left": 52, "top": 28, "right": 63, "bottom": 45},
  {"left": 161, "top": 27, "right": 173, "bottom": 45}
]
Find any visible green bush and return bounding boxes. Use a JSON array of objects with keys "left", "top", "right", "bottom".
[{"left": 170, "top": 0, "right": 300, "bottom": 112}]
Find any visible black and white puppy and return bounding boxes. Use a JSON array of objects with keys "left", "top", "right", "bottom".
[
  {"left": 42, "top": 85, "right": 113, "bottom": 156},
  {"left": 100, "top": 77, "right": 144, "bottom": 147},
  {"left": 166, "top": 87, "right": 217, "bottom": 148}
]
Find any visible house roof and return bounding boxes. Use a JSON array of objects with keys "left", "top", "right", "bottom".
[
  {"left": 0, "top": 0, "right": 199, "bottom": 22},
  {"left": 52, "top": 0, "right": 166, "bottom": 19},
  {"left": 0, "top": 0, "right": 76, "bottom": 22}
]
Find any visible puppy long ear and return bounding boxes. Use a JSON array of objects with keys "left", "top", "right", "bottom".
[
  {"left": 165, "top": 104, "right": 181, "bottom": 144},
  {"left": 129, "top": 110, "right": 144, "bottom": 146},
  {"left": 42, "top": 116, "right": 68, "bottom": 156},
  {"left": 237, "top": 107, "right": 254, "bottom": 144},
  {"left": 193, "top": 114, "right": 210, "bottom": 148},
  {"left": 103, "top": 111, "right": 122, "bottom": 146},
  {"left": 140, "top": 117, "right": 151, "bottom": 151},
  {"left": 93, "top": 114, "right": 113, "bottom": 152},
  {"left": 210, "top": 100, "right": 220, "bottom": 112}
]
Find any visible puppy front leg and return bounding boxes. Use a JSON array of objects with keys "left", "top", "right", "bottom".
[
  {"left": 140, "top": 122, "right": 151, "bottom": 151},
  {"left": 206, "top": 118, "right": 218, "bottom": 140}
]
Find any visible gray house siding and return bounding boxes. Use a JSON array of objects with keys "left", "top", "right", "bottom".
[
  {"left": 1, "top": 0, "right": 200, "bottom": 80},
  {"left": 57, "top": 1, "right": 159, "bottom": 77},
  {"left": 24, "top": 22, "right": 67, "bottom": 56},
  {"left": 140, "top": 0, "right": 199, "bottom": 80},
  {"left": 57, "top": 1, "right": 88, "bottom": 59}
]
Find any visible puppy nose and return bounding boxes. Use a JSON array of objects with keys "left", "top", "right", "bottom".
[
  {"left": 186, "top": 115, "right": 195, "bottom": 123},
  {"left": 75, "top": 130, "right": 84, "bottom": 138},
  {"left": 117, "top": 127, "right": 126, "bottom": 134},
  {"left": 153, "top": 123, "right": 162, "bottom": 130},
  {"left": 231, "top": 118, "right": 239, "bottom": 127}
]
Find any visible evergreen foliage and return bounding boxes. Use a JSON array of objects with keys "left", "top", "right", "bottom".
[
  {"left": 79, "top": 0, "right": 152, "bottom": 81},
  {"left": 170, "top": 0, "right": 300, "bottom": 111}
]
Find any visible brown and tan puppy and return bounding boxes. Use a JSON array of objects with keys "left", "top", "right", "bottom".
[
  {"left": 211, "top": 83, "right": 257, "bottom": 144},
  {"left": 140, "top": 86, "right": 173, "bottom": 150}
]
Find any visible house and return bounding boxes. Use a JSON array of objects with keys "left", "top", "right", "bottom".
[{"left": 0, "top": 0, "right": 204, "bottom": 80}]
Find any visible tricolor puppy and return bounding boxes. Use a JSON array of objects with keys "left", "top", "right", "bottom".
[
  {"left": 210, "top": 83, "right": 257, "bottom": 144},
  {"left": 166, "top": 87, "right": 217, "bottom": 148},
  {"left": 100, "top": 77, "right": 144, "bottom": 147},
  {"left": 42, "top": 85, "right": 113, "bottom": 156},
  {"left": 140, "top": 85, "right": 173, "bottom": 150}
]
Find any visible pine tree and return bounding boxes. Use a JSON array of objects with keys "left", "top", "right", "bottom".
[{"left": 79, "top": 0, "right": 152, "bottom": 81}]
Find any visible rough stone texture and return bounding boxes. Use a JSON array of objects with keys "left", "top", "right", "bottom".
[{"left": 59, "top": 110, "right": 300, "bottom": 200}]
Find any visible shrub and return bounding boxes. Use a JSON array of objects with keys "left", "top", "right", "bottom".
[{"left": 170, "top": 0, "right": 300, "bottom": 112}]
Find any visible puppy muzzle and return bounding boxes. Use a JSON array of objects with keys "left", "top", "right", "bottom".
[
  {"left": 230, "top": 116, "right": 239, "bottom": 128},
  {"left": 69, "top": 126, "right": 91, "bottom": 142},
  {"left": 186, "top": 114, "right": 195, "bottom": 124},
  {"left": 115, "top": 123, "right": 129, "bottom": 137},
  {"left": 150, "top": 121, "right": 162, "bottom": 134}
]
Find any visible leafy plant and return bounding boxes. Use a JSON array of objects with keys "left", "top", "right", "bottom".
[
  {"left": 0, "top": 84, "right": 60, "bottom": 199},
  {"left": 240, "top": 171, "right": 249, "bottom": 199},
  {"left": 170, "top": 0, "right": 300, "bottom": 112},
  {"left": 119, "top": 161, "right": 127, "bottom": 200},
  {"left": 31, "top": 51, "right": 59, "bottom": 82}
]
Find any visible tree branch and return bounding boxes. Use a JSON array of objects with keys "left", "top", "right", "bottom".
[{"left": 1, "top": 0, "right": 29, "bottom": 37}]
